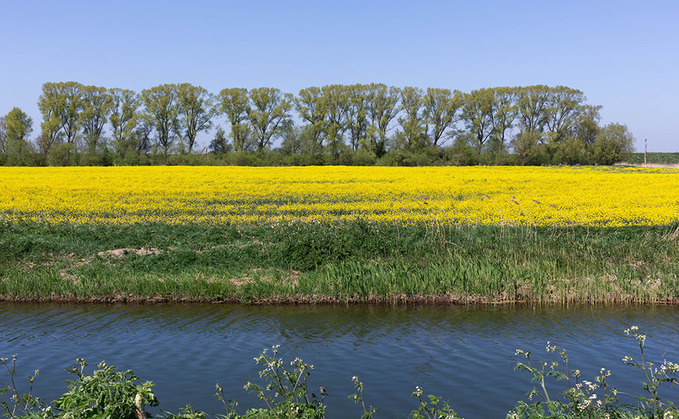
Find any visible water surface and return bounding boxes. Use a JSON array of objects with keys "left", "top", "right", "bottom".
[{"left": 1, "top": 303, "right": 677, "bottom": 417}]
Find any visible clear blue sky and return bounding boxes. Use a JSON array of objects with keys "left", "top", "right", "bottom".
[{"left": 1, "top": 0, "right": 677, "bottom": 151}]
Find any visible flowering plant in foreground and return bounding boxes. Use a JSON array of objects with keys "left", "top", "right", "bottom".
[
  {"left": 511, "top": 326, "right": 678, "bottom": 418},
  {"left": 1, "top": 166, "right": 678, "bottom": 226}
]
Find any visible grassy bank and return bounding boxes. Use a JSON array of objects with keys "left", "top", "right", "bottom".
[{"left": 1, "top": 221, "right": 677, "bottom": 304}]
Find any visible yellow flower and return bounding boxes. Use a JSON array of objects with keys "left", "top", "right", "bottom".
[{"left": 0, "top": 166, "right": 676, "bottom": 226}]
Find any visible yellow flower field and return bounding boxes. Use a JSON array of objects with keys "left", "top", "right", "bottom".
[{"left": 0, "top": 166, "right": 677, "bottom": 226}]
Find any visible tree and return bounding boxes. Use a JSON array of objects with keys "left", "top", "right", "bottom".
[
  {"left": 593, "top": 123, "right": 635, "bottom": 165},
  {"left": 219, "top": 88, "right": 251, "bottom": 152},
  {"left": 37, "top": 81, "right": 83, "bottom": 153},
  {"left": 3, "top": 136, "right": 35, "bottom": 166},
  {"left": 2, "top": 108, "right": 34, "bottom": 166},
  {"left": 461, "top": 88, "right": 494, "bottom": 153},
  {"left": 544, "top": 86, "right": 586, "bottom": 138},
  {"left": 541, "top": 86, "right": 586, "bottom": 159},
  {"left": 141, "top": 84, "right": 180, "bottom": 159},
  {"left": 515, "top": 85, "right": 551, "bottom": 134},
  {"left": 80, "top": 85, "right": 113, "bottom": 155},
  {"left": 366, "top": 84, "right": 399, "bottom": 158},
  {"left": 397, "top": 87, "right": 427, "bottom": 149},
  {"left": 572, "top": 104, "right": 601, "bottom": 148},
  {"left": 47, "top": 142, "right": 77, "bottom": 166},
  {"left": 346, "top": 84, "right": 371, "bottom": 151},
  {"left": 489, "top": 87, "right": 517, "bottom": 152},
  {"left": 134, "top": 113, "right": 154, "bottom": 155},
  {"left": 59, "top": 82, "right": 84, "bottom": 144},
  {"left": 248, "top": 88, "right": 293, "bottom": 152},
  {"left": 279, "top": 122, "right": 311, "bottom": 156},
  {"left": 295, "top": 86, "right": 328, "bottom": 155},
  {"left": 423, "top": 88, "right": 461, "bottom": 147},
  {"left": 321, "top": 84, "right": 349, "bottom": 158},
  {"left": 209, "top": 126, "right": 230, "bottom": 154},
  {"left": 109, "top": 88, "right": 141, "bottom": 157},
  {"left": 4, "top": 107, "right": 33, "bottom": 143},
  {"left": 176, "top": 83, "right": 216, "bottom": 154},
  {"left": 511, "top": 130, "right": 549, "bottom": 165}
]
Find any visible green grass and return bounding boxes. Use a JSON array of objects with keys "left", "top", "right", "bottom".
[{"left": 1, "top": 221, "right": 678, "bottom": 303}]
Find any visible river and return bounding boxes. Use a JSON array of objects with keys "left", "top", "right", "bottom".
[{"left": 1, "top": 303, "right": 678, "bottom": 417}]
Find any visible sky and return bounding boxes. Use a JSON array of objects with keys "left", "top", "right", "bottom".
[{"left": 1, "top": 0, "right": 678, "bottom": 151}]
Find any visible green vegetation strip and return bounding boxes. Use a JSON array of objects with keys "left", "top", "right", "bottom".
[{"left": 1, "top": 221, "right": 678, "bottom": 304}]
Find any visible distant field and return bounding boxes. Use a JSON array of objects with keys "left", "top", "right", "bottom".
[
  {"left": 1, "top": 166, "right": 678, "bottom": 226},
  {"left": 625, "top": 152, "right": 679, "bottom": 165}
]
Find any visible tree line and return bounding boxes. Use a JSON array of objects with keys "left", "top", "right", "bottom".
[{"left": 0, "top": 82, "right": 635, "bottom": 166}]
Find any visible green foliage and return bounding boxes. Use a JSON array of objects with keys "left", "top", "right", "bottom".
[
  {"left": 37, "top": 82, "right": 83, "bottom": 151},
  {"left": 210, "top": 127, "right": 230, "bottom": 154},
  {"left": 219, "top": 88, "right": 252, "bottom": 152},
  {"left": 46, "top": 142, "right": 77, "bottom": 166},
  {"left": 276, "top": 220, "right": 398, "bottom": 271},
  {"left": 109, "top": 88, "right": 141, "bottom": 157},
  {"left": 176, "top": 83, "right": 217, "bottom": 154},
  {"left": 3, "top": 139, "right": 37, "bottom": 166},
  {"left": 461, "top": 88, "right": 495, "bottom": 153},
  {"left": 80, "top": 85, "right": 113, "bottom": 156},
  {"left": 4, "top": 81, "right": 648, "bottom": 167},
  {"left": 423, "top": 88, "right": 461, "bottom": 148},
  {"left": 397, "top": 87, "right": 428, "bottom": 150},
  {"left": 248, "top": 88, "right": 293, "bottom": 152},
  {"left": 141, "top": 84, "right": 180, "bottom": 160},
  {"left": 4, "top": 108, "right": 33, "bottom": 144},
  {"left": 53, "top": 358, "right": 158, "bottom": 418},
  {"left": 593, "top": 123, "right": 635, "bottom": 165}
]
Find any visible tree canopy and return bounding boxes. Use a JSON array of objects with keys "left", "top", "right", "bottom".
[{"left": 0, "top": 82, "right": 639, "bottom": 166}]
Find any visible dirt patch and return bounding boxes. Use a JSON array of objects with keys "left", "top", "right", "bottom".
[
  {"left": 97, "top": 248, "right": 162, "bottom": 258},
  {"left": 228, "top": 276, "right": 253, "bottom": 287},
  {"left": 59, "top": 271, "right": 79, "bottom": 284},
  {"left": 217, "top": 269, "right": 300, "bottom": 288}
]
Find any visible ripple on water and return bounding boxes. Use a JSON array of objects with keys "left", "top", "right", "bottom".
[{"left": 0, "top": 303, "right": 677, "bottom": 418}]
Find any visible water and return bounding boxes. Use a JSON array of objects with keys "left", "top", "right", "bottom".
[{"left": 1, "top": 303, "right": 678, "bottom": 418}]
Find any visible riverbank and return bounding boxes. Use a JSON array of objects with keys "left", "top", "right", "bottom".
[{"left": 1, "top": 222, "right": 677, "bottom": 304}]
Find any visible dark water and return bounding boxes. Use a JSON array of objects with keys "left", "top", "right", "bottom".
[{"left": 1, "top": 303, "right": 678, "bottom": 418}]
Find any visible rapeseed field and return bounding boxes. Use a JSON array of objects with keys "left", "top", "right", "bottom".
[{"left": 1, "top": 166, "right": 677, "bottom": 226}]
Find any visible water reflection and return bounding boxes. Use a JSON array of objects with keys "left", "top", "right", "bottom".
[{"left": 0, "top": 303, "right": 677, "bottom": 417}]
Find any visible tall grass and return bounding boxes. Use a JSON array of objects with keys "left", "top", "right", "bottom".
[{"left": 0, "top": 221, "right": 677, "bottom": 304}]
